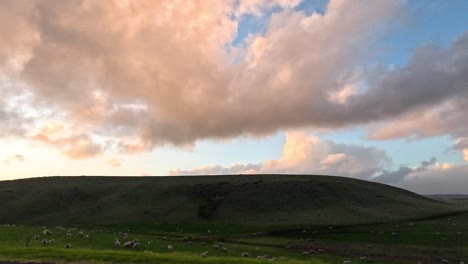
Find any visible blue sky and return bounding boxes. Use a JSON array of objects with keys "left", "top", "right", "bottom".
[{"left": 0, "top": 0, "right": 467, "bottom": 193}]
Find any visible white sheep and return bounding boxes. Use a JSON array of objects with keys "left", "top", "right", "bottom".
[
  {"left": 343, "top": 261, "right": 351, "bottom": 264},
  {"left": 41, "top": 239, "right": 48, "bottom": 245},
  {"left": 241, "top": 252, "right": 249, "bottom": 257},
  {"left": 123, "top": 241, "right": 133, "bottom": 248},
  {"left": 65, "top": 243, "right": 72, "bottom": 248},
  {"left": 133, "top": 242, "right": 140, "bottom": 249},
  {"left": 49, "top": 239, "right": 55, "bottom": 243},
  {"left": 147, "top": 241, "right": 153, "bottom": 245},
  {"left": 212, "top": 244, "right": 220, "bottom": 249},
  {"left": 200, "top": 251, "right": 208, "bottom": 258},
  {"left": 42, "top": 229, "right": 52, "bottom": 236},
  {"left": 168, "top": 245, "right": 174, "bottom": 250},
  {"left": 114, "top": 240, "right": 121, "bottom": 247}
]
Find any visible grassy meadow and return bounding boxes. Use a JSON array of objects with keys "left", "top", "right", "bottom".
[{"left": 0, "top": 175, "right": 466, "bottom": 263}]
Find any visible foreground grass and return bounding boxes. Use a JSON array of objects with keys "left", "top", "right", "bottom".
[{"left": 0, "top": 246, "right": 329, "bottom": 264}]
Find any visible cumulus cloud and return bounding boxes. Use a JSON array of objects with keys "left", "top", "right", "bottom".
[
  {"left": 170, "top": 131, "right": 390, "bottom": 178},
  {"left": 170, "top": 132, "right": 468, "bottom": 194},
  {"left": 372, "top": 157, "right": 437, "bottom": 184},
  {"left": 396, "top": 164, "right": 468, "bottom": 195},
  {"left": 170, "top": 163, "right": 262, "bottom": 176},
  {"left": 0, "top": 0, "right": 467, "bottom": 161}
]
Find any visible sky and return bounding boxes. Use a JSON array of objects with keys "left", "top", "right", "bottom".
[{"left": 0, "top": 0, "right": 467, "bottom": 194}]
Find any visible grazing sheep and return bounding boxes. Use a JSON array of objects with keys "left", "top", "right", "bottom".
[
  {"left": 317, "top": 249, "right": 325, "bottom": 253},
  {"left": 168, "top": 245, "right": 174, "bottom": 250},
  {"left": 241, "top": 252, "right": 249, "bottom": 257},
  {"left": 147, "top": 241, "right": 153, "bottom": 245},
  {"left": 133, "top": 242, "right": 140, "bottom": 249},
  {"left": 114, "top": 240, "right": 121, "bottom": 247},
  {"left": 65, "top": 243, "right": 72, "bottom": 248},
  {"left": 49, "top": 239, "right": 55, "bottom": 243},
  {"left": 42, "top": 229, "right": 52, "bottom": 236},
  {"left": 212, "top": 244, "right": 220, "bottom": 249},
  {"left": 41, "top": 239, "right": 48, "bottom": 245},
  {"left": 359, "top": 256, "right": 367, "bottom": 261},
  {"left": 221, "top": 247, "right": 228, "bottom": 252},
  {"left": 391, "top": 232, "right": 397, "bottom": 236},
  {"left": 66, "top": 233, "right": 72, "bottom": 237},
  {"left": 123, "top": 241, "right": 133, "bottom": 248},
  {"left": 343, "top": 261, "right": 352, "bottom": 264},
  {"left": 84, "top": 235, "right": 90, "bottom": 239},
  {"left": 77, "top": 231, "right": 85, "bottom": 237},
  {"left": 200, "top": 251, "right": 208, "bottom": 258},
  {"left": 302, "top": 251, "right": 309, "bottom": 255}
]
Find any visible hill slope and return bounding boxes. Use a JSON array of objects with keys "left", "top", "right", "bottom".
[{"left": 0, "top": 175, "right": 459, "bottom": 228}]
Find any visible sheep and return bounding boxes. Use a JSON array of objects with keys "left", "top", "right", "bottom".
[
  {"left": 221, "top": 247, "right": 228, "bottom": 252},
  {"left": 200, "top": 251, "right": 208, "bottom": 258},
  {"left": 133, "top": 242, "right": 140, "bottom": 249},
  {"left": 147, "top": 241, "right": 153, "bottom": 245},
  {"left": 77, "top": 231, "right": 85, "bottom": 237},
  {"left": 391, "top": 232, "right": 397, "bottom": 236},
  {"left": 65, "top": 243, "right": 72, "bottom": 249},
  {"left": 317, "top": 249, "right": 325, "bottom": 253},
  {"left": 114, "top": 240, "right": 121, "bottom": 247},
  {"left": 84, "top": 235, "right": 90, "bottom": 239},
  {"left": 66, "top": 232, "right": 72, "bottom": 237},
  {"left": 41, "top": 239, "right": 48, "bottom": 245},
  {"left": 302, "top": 251, "right": 309, "bottom": 255},
  {"left": 123, "top": 241, "right": 133, "bottom": 248},
  {"left": 49, "top": 239, "right": 55, "bottom": 243},
  {"left": 242, "top": 252, "right": 249, "bottom": 257},
  {"left": 441, "top": 259, "right": 451, "bottom": 264},
  {"left": 359, "top": 256, "right": 367, "bottom": 261},
  {"left": 212, "top": 244, "right": 220, "bottom": 249},
  {"left": 168, "top": 245, "right": 174, "bottom": 250},
  {"left": 42, "top": 229, "right": 52, "bottom": 236},
  {"left": 343, "top": 261, "right": 352, "bottom": 264}
]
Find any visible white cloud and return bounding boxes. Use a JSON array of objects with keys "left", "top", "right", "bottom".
[
  {"left": 170, "top": 131, "right": 468, "bottom": 194},
  {"left": 171, "top": 131, "right": 390, "bottom": 179}
]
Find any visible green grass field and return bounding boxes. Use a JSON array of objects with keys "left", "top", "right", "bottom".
[{"left": 0, "top": 175, "right": 466, "bottom": 263}]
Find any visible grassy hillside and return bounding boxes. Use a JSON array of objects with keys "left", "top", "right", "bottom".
[{"left": 0, "top": 175, "right": 459, "bottom": 229}]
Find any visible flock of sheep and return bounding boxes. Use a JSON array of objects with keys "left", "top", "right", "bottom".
[{"left": 0, "top": 222, "right": 464, "bottom": 263}]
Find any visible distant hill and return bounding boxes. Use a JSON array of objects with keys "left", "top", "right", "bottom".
[{"left": 0, "top": 175, "right": 460, "bottom": 228}]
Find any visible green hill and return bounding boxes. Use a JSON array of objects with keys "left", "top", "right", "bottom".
[{"left": 0, "top": 175, "right": 459, "bottom": 228}]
